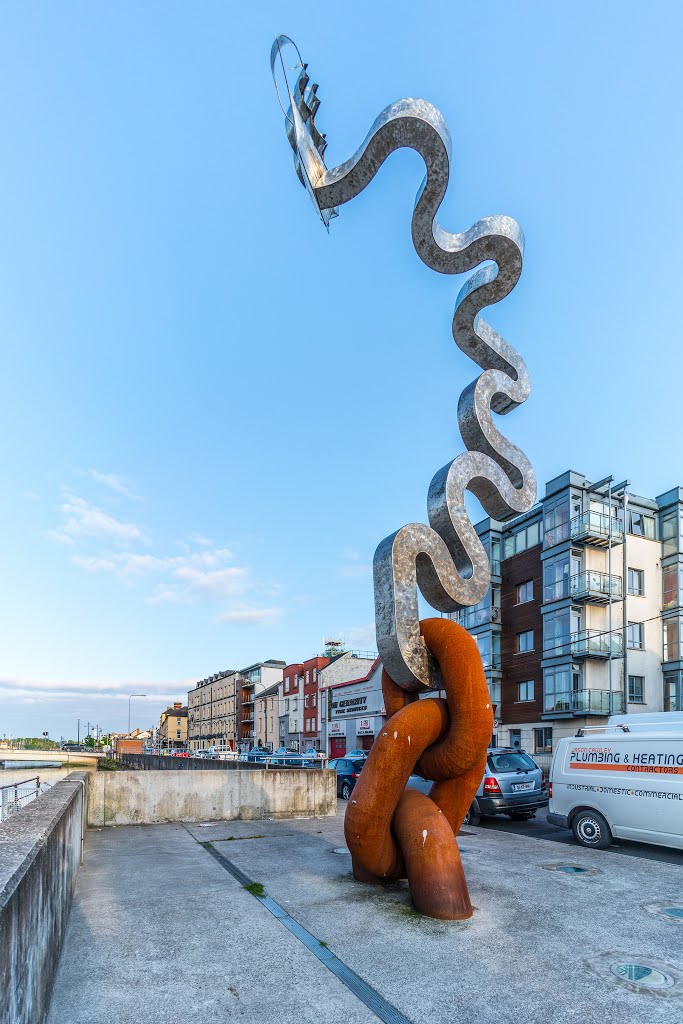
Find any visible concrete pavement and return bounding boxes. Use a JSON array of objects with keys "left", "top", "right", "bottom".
[{"left": 48, "top": 807, "right": 683, "bottom": 1023}]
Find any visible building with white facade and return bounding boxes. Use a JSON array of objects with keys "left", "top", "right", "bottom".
[{"left": 451, "top": 470, "right": 683, "bottom": 759}]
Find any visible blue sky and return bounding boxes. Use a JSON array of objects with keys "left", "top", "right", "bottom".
[{"left": 1, "top": 2, "right": 681, "bottom": 738}]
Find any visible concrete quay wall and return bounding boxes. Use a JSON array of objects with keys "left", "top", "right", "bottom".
[
  {"left": 0, "top": 772, "right": 87, "bottom": 1024},
  {"left": 88, "top": 768, "right": 336, "bottom": 826}
]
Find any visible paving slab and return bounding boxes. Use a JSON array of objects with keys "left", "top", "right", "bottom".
[
  {"left": 48, "top": 812, "right": 683, "bottom": 1024},
  {"left": 208, "top": 809, "right": 683, "bottom": 1024},
  {"left": 47, "top": 822, "right": 377, "bottom": 1024}
]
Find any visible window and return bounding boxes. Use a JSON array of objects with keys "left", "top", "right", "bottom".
[
  {"left": 285, "top": 699, "right": 289, "bottom": 712},
  {"left": 312, "top": 693, "right": 317, "bottom": 707},
  {"left": 176, "top": 730, "right": 181, "bottom": 739},
  {"left": 503, "top": 520, "right": 541, "bottom": 560},
  {"left": 516, "top": 630, "right": 534, "bottom": 654},
  {"left": 543, "top": 500, "right": 570, "bottom": 548},
  {"left": 517, "top": 680, "right": 534, "bottom": 702},
  {"left": 516, "top": 580, "right": 534, "bottom": 604},
  {"left": 476, "top": 631, "right": 501, "bottom": 670},
  {"left": 627, "top": 568, "right": 644, "bottom": 596},
  {"left": 533, "top": 727, "right": 552, "bottom": 753},
  {"left": 313, "top": 668, "right": 317, "bottom": 682},
  {"left": 543, "top": 666, "right": 572, "bottom": 712},
  {"left": 305, "top": 671, "right": 310, "bottom": 684},
  {"left": 628, "top": 675, "right": 645, "bottom": 704},
  {"left": 663, "top": 564, "right": 681, "bottom": 609},
  {"left": 663, "top": 617, "right": 680, "bottom": 662},
  {"left": 628, "top": 509, "right": 656, "bottom": 540},
  {"left": 543, "top": 608, "right": 576, "bottom": 656},
  {"left": 664, "top": 671, "right": 683, "bottom": 712},
  {"left": 661, "top": 509, "right": 680, "bottom": 558},
  {"left": 543, "top": 554, "right": 570, "bottom": 602},
  {"left": 304, "top": 695, "right": 310, "bottom": 707},
  {"left": 285, "top": 678, "right": 290, "bottom": 694},
  {"left": 627, "top": 621, "right": 644, "bottom": 650}
]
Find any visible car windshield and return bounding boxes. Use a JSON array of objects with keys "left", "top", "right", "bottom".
[{"left": 488, "top": 752, "right": 537, "bottom": 773}]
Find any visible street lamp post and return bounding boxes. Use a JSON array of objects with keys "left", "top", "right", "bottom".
[{"left": 128, "top": 694, "right": 147, "bottom": 735}]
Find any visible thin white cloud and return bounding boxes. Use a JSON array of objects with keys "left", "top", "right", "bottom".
[
  {"left": 174, "top": 565, "right": 246, "bottom": 597},
  {"left": 55, "top": 494, "right": 144, "bottom": 544},
  {"left": 218, "top": 606, "right": 282, "bottom": 624},
  {"left": 342, "top": 624, "right": 377, "bottom": 651},
  {"left": 0, "top": 675, "right": 190, "bottom": 702},
  {"left": 88, "top": 469, "right": 140, "bottom": 500}
]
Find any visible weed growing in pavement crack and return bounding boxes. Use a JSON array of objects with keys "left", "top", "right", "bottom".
[{"left": 244, "top": 881, "right": 265, "bottom": 897}]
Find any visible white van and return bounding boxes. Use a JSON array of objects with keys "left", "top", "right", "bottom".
[{"left": 548, "top": 712, "right": 683, "bottom": 850}]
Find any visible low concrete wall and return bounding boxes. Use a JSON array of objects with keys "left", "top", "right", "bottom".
[
  {"left": 0, "top": 772, "right": 87, "bottom": 1024},
  {"left": 117, "top": 752, "right": 263, "bottom": 771},
  {"left": 88, "top": 769, "right": 336, "bottom": 826}
]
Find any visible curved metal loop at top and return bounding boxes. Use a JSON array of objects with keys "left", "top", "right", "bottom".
[{"left": 269, "top": 34, "right": 304, "bottom": 125}]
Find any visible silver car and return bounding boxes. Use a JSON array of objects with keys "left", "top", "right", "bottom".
[{"left": 408, "top": 747, "right": 548, "bottom": 824}]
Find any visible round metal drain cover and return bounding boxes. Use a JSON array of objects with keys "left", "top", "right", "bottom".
[
  {"left": 663, "top": 907, "right": 683, "bottom": 921},
  {"left": 333, "top": 847, "right": 349, "bottom": 855},
  {"left": 610, "top": 963, "right": 675, "bottom": 989},
  {"left": 541, "top": 862, "right": 599, "bottom": 875}
]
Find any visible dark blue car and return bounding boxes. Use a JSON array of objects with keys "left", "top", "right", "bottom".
[{"left": 328, "top": 758, "right": 365, "bottom": 800}]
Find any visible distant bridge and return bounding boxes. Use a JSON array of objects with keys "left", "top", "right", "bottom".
[{"left": 0, "top": 750, "right": 103, "bottom": 766}]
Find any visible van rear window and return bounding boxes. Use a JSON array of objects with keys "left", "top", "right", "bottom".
[{"left": 488, "top": 752, "right": 537, "bottom": 773}]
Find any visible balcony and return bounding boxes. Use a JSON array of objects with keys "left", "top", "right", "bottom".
[
  {"left": 242, "top": 715, "right": 254, "bottom": 724},
  {"left": 570, "top": 512, "right": 624, "bottom": 547},
  {"left": 543, "top": 689, "right": 626, "bottom": 717},
  {"left": 570, "top": 571, "right": 623, "bottom": 604},
  {"left": 242, "top": 697, "right": 254, "bottom": 706},
  {"left": 571, "top": 629, "right": 623, "bottom": 659}
]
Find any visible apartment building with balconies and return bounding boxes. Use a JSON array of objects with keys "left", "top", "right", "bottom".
[
  {"left": 452, "top": 469, "right": 682, "bottom": 759},
  {"left": 254, "top": 682, "right": 280, "bottom": 751},
  {"left": 187, "top": 659, "right": 285, "bottom": 752}
]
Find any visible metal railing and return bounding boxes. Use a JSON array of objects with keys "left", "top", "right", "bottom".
[
  {"left": 544, "top": 571, "right": 623, "bottom": 603},
  {"left": 543, "top": 629, "right": 623, "bottom": 658},
  {"left": 572, "top": 570, "right": 622, "bottom": 599},
  {"left": 570, "top": 511, "right": 624, "bottom": 543},
  {"left": 571, "top": 629, "right": 623, "bottom": 658},
  {"left": 543, "top": 689, "right": 625, "bottom": 716},
  {"left": 0, "top": 776, "right": 51, "bottom": 822}
]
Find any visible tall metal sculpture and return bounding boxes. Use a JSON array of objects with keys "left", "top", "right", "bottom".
[{"left": 272, "top": 36, "right": 536, "bottom": 919}]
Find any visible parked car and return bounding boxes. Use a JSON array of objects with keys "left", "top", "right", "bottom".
[
  {"left": 477, "top": 748, "right": 548, "bottom": 820},
  {"left": 344, "top": 749, "right": 369, "bottom": 759},
  {"left": 329, "top": 758, "right": 365, "bottom": 799},
  {"left": 407, "top": 747, "right": 548, "bottom": 825},
  {"left": 549, "top": 712, "right": 683, "bottom": 850}
]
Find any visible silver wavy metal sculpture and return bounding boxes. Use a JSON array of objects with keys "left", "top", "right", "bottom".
[{"left": 271, "top": 36, "right": 536, "bottom": 691}]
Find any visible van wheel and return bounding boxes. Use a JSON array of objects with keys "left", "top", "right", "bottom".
[
  {"left": 341, "top": 782, "right": 352, "bottom": 801},
  {"left": 572, "top": 809, "right": 611, "bottom": 849}
]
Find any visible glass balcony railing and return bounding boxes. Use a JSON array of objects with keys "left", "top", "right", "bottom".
[
  {"left": 543, "top": 629, "right": 624, "bottom": 657},
  {"left": 571, "top": 571, "right": 622, "bottom": 601},
  {"left": 543, "top": 689, "right": 625, "bottom": 715},
  {"left": 571, "top": 629, "right": 624, "bottom": 658},
  {"left": 570, "top": 512, "right": 624, "bottom": 545}
]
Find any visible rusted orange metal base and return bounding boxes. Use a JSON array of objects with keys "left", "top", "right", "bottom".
[{"left": 344, "top": 617, "right": 493, "bottom": 920}]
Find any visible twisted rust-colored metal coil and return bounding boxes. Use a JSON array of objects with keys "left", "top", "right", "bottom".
[{"left": 344, "top": 618, "right": 492, "bottom": 920}]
